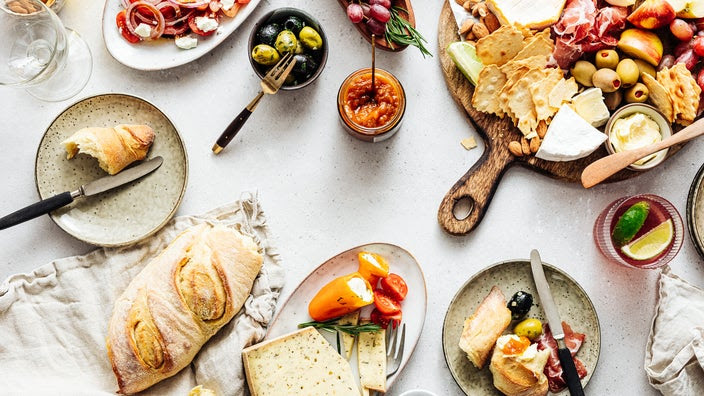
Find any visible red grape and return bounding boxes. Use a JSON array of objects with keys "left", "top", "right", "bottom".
[
  {"left": 674, "top": 40, "right": 692, "bottom": 58},
  {"left": 697, "top": 68, "right": 704, "bottom": 92},
  {"left": 696, "top": 18, "right": 704, "bottom": 31},
  {"left": 347, "top": 3, "right": 364, "bottom": 24},
  {"left": 694, "top": 37, "right": 704, "bottom": 57},
  {"left": 658, "top": 54, "right": 675, "bottom": 71},
  {"left": 361, "top": 3, "right": 370, "bottom": 17},
  {"left": 369, "top": 4, "right": 391, "bottom": 23},
  {"left": 370, "top": 0, "right": 391, "bottom": 8},
  {"left": 675, "top": 48, "right": 699, "bottom": 70},
  {"left": 366, "top": 18, "right": 386, "bottom": 35},
  {"left": 670, "top": 19, "right": 694, "bottom": 42}
]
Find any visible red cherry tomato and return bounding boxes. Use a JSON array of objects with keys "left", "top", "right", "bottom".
[
  {"left": 380, "top": 273, "right": 408, "bottom": 301},
  {"left": 370, "top": 308, "right": 402, "bottom": 329},
  {"left": 373, "top": 289, "right": 401, "bottom": 315},
  {"left": 116, "top": 10, "right": 140, "bottom": 44},
  {"left": 188, "top": 12, "right": 219, "bottom": 37}
]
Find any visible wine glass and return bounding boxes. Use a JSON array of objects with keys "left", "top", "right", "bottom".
[{"left": 0, "top": 0, "right": 92, "bottom": 101}]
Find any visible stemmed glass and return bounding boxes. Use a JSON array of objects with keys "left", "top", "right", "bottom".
[{"left": 0, "top": 0, "right": 92, "bottom": 101}]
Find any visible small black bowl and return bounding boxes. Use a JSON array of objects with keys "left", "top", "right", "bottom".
[{"left": 248, "top": 7, "right": 328, "bottom": 91}]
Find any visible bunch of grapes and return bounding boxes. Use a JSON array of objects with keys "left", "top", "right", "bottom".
[
  {"left": 666, "top": 18, "right": 704, "bottom": 92},
  {"left": 346, "top": 0, "right": 392, "bottom": 37}
]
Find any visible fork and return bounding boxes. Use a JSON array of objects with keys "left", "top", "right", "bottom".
[
  {"left": 372, "top": 322, "right": 406, "bottom": 396},
  {"left": 212, "top": 52, "right": 296, "bottom": 154}
]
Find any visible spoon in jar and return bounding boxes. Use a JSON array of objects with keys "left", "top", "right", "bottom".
[
  {"left": 371, "top": 34, "right": 376, "bottom": 100},
  {"left": 581, "top": 117, "right": 704, "bottom": 188}
]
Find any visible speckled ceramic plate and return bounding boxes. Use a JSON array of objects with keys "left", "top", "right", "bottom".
[
  {"left": 35, "top": 93, "right": 188, "bottom": 247},
  {"left": 687, "top": 162, "right": 704, "bottom": 259},
  {"left": 442, "top": 260, "right": 600, "bottom": 395}
]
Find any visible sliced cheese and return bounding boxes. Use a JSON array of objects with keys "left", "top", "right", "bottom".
[
  {"left": 358, "top": 322, "right": 386, "bottom": 392},
  {"left": 536, "top": 104, "right": 607, "bottom": 162},
  {"left": 570, "top": 88, "right": 610, "bottom": 127},
  {"left": 337, "top": 311, "right": 360, "bottom": 360},
  {"left": 242, "top": 327, "right": 360, "bottom": 396},
  {"left": 487, "top": 0, "right": 567, "bottom": 30}
]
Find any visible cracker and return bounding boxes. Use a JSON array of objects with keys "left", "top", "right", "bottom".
[
  {"left": 642, "top": 72, "right": 675, "bottom": 123},
  {"left": 461, "top": 137, "right": 478, "bottom": 150},
  {"left": 472, "top": 64, "right": 507, "bottom": 117},
  {"left": 548, "top": 77, "right": 578, "bottom": 110},
  {"left": 531, "top": 68, "right": 564, "bottom": 121},
  {"left": 659, "top": 64, "right": 701, "bottom": 125},
  {"left": 508, "top": 69, "right": 544, "bottom": 136},
  {"left": 475, "top": 25, "right": 525, "bottom": 66},
  {"left": 514, "top": 29, "right": 554, "bottom": 61}
]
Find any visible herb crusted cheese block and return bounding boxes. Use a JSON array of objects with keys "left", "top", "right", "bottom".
[
  {"left": 357, "top": 323, "right": 386, "bottom": 392},
  {"left": 242, "top": 327, "right": 360, "bottom": 396},
  {"left": 338, "top": 311, "right": 361, "bottom": 359}
]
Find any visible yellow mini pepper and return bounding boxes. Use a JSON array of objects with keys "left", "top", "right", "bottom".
[
  {"left": 308, "top": 272, "right": 374, "bottom": 321},
  {"left": 357, "top": 251, "right": 390, "bottom": 283}
]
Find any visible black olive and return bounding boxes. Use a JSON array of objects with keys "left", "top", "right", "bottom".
[
  {"left": 282, "top": 16, "right": 305, "bottom": 35},
  {"left": 507, "top": 291, "right": 533, "bottom": 320},
  {"left": 292, "top": 54, "right": 318, "bottom": 81},
  {"left": 257, "top": 23, "right": 282, "bottom": 47}
]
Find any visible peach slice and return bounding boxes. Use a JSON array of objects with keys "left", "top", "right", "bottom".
[
  {"left": 627, "top": 0, "right": 677, "bottom": 29},
  {"left": 617, "top": 29, "right": 664, "bottom": 66}
]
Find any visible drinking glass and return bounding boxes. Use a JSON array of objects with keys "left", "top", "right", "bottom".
[{"left": 0, "top": 0, "right": 91, "bottom": 101}]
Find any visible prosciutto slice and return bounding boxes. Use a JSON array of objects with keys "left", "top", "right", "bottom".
[{"left": 536, "top": 321, "right": 588, "bottom": 393}]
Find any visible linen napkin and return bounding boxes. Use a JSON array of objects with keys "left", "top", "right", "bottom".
[
  {"left": 645, "top": 266, "right": 704, "bottom": 395},
  {"left": 0, "top": 193, "right": 285, "bottom": 396}
]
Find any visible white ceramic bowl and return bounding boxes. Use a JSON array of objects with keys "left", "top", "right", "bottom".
[{"left": 604, "top": 103, "right": 673, "bottom": 171}]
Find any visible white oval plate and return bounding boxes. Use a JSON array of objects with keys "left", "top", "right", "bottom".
[
  {"left": 102, "top": 0, "right": 261, "bottom": 71},
  {"left": 267, "top": 243, "right": 428, "bottom": 393}
]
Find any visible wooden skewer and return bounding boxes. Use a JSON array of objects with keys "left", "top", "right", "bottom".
[{"left": 581, "top": 117, "right": 704, "bottom": 188}]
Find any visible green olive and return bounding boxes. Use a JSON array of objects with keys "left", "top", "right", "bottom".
[
  {"left": 592, "top": 68, "right": 621, "bottom": 93},
  {"left": 616, "top": 59, "right": 640, "bottom": 88},
  {"left": 633, "top": 59, "right": 656, "bottom": 79},
  {"left": 294, "top": 40, "right": 305, "bottom": 54},
  {"left": 595, "top": 49, "right": 619, "bottom": 70},
  {"left": 570, "top": 60, "right": 597, "bottom": 87},
  {"left": 625, "top": 82, "right": 649, "bottom": 103},
  {"left": 514, "top": 318, "right": 543, "bottom": 341},
  {"left": 275, "top": 30, "right": 298, "bottom": 55},
  {"left": 299, "top": 26, "right": 323, "bottom": 50},
  {"left": 251, "top": 44, "right": 280, "bottom": 66},
  {"left": 604, "top": 90, "right": 623, "bottom": 111}
]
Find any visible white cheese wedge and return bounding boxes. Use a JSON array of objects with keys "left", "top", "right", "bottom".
[
  {"left": 358, "top": 322, "right": 386, "bottom": 392},
  {"left": 242, "top": 327, "right": 361, "bottom": 395},
  {"left": 487, "top": 0, "right": 567, "bottom": 30},
  {"left": 571, "top": 88, "right": 610, "bottom": 127},
  {"left": 337, "top": 311, "right": 360, "bottom": 360},
  {"left": 536, "top": 105, "right": 607, "bottom": 162}
]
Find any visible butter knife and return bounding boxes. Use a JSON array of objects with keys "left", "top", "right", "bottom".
[
  {"left": 0, "top": 156, "right": 163, "bottom": 230},
  {"left": 530, "top": 250, "right": 585, "bottom": 396}
]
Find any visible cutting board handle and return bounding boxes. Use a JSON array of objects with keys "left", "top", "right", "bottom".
[{"left": 438, "top": 145, "right": 514, "bottom": 235}]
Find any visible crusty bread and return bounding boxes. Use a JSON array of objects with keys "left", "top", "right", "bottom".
[
  {"left": 489, "top": 338, "right": 550, "bottom": 396},
  {"left": 106, "top": 224, "right": 263, "bottom": 394},
  {"left": 458, "top": 286, "right": 512, "bottom": 368},
  {"left": 62, "top": 124, "right": 155, "bottom": 175}
]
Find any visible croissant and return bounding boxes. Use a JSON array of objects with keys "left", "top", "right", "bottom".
[
  {"left": 106, "top": 224, "right": 263, "bottom": 394},
  {"left": 62, "top": 124, "right": 155, "bottom": 175}
]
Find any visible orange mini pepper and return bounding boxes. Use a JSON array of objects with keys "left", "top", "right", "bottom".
[
  {"left": 308, "top": 272, "right": 374, "bottom": 321},
  {"left": 357, "top": 252, "right": 390, "bottom": 284}
]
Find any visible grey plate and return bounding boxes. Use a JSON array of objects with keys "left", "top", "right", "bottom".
[
  {"left": 35, "top": 93, "right": 188, "bottom": 247},
  {"left": 687, "top": 162, "right": 704, "bottom": 259},
  {"left": 442, "top": 260, "right": 601, "bottom": 395}
]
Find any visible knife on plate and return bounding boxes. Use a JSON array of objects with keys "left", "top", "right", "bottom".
[
  {"left": 530, "top": 249, "right": 585, "bottom": 396},
  {"left": 0, "top": 156, "right": 163, "bottom": 230}
]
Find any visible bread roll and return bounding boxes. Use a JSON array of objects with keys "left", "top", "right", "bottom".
[
  {"left": 62, "top": 124, "right": 155, "bottom": 175},
  {"left": 489, "top": 335, "right": 550, "bottom": 396},
  {"left": 459, "top": 286, "right": 512, "bottom": 368},
  {"left": 106, "top": 224, "right": 263, "bottom": 394}
]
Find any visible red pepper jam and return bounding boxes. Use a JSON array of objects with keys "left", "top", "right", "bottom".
[{"left": 343, "top": 73, "right": 401, "bottom": 129}]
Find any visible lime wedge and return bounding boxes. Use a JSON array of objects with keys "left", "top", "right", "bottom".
[
  {"left": 446, "top": 41, "right": 484, "bottom": 86},
  {"left": 612, "top": 201, "right": 650, "bottom": 246},
  {"left": 621, "top": 219, "right": 673, "bottom": 261}
]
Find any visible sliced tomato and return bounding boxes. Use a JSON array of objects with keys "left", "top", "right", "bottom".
[
  {"left": 163, "top": 21, "right": 189, "bottom": 36},
  {"left": 380, "top": 273, "right": 408, "bottom": 301},
  {"left": 373, "top": 289, "right": 401, "bottom": 315},
  {"left": 370, "top": 308, "right": 402, "bottom": 329},
  {"left": 188, "top": 12, "right": 219, "bottom": 36},
  {"left": 116, "top": 10, "right": 141, "bottom": 44},
  {"left": 237, "top": 0, "right": 251, "bottom": 3}
]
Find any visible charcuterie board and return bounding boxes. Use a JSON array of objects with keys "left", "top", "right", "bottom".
[{"left": 437, "top": 0, "right": 687, "bottom": 236}]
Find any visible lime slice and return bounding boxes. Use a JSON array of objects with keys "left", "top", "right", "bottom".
[
  {"left": 446, "top": 41, "right": 484, "bottom": 86},
  {"left": 612, "top": 201, "right": 650, "bottom": 246},
  {"left": 621, "top": 219, "right": 674, "bottom": 261}
]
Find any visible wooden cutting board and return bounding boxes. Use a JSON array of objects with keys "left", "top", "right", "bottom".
[{"left": 437, "top": 0, "right": 685, "bottom": 236}]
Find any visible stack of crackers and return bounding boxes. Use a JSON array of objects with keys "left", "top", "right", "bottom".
[
  {"left": 641, "top": 63, "right": 701, "bottom": 126},
  {"left": 471, "top": 25, "right": 578, "bottom": 140}
]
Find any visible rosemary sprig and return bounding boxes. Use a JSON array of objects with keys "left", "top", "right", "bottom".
[
  {"left": 298, "top": 319, "right": 382, "bottom": 335},
  {"left": 385, "top": 6, "right": 432, "bottom": 58}
]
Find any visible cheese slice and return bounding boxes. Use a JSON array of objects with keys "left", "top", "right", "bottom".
[
  {"left": 536, "top": 105, "right": 607, "bottom": 162},
  {"left": 242, "top": 327, "right": 360, "bottom": 396},
  {"left": 570, "top": 88, "right": 610, "bottom": 127},
  {"left": 487, "top": 0, "right": 567, "bottom": 30},
  {"left": 338, "top": 311, "right": 360, "bottom": 359},
  {"left": 358, "top": 322, "right": 386, "bottom": 392}
]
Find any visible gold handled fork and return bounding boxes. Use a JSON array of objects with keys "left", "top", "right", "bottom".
[{"left": 212, "top": 52, "right": 296, "bottom": 154}]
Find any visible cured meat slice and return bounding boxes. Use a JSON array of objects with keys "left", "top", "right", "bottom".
[{"left": 536, "top": 322, "right": 588, "bottom": 393}]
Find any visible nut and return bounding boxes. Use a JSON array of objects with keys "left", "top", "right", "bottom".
[
  {"left": 465, "top": 31, "right": 476, "bottom": 41},
  {"left": 529, "top": 137, "right": 541, "bottom": 153},
  {"left": 471, "top": 23, "right": 489, "bottom": 40},
  {"left": 482, "top": 12, "right": 501, "bottom": 33},
  {"left": 463, "top": 1, "right": 472, "bottom": 11},
  {"left": 455, "top": 0, "right": 465, "bottom": 5},
  {"left": 520, "top": 137, "right": 531, "bottom": 156},
  {"left": 536, "top": 120, "right": 548, "bottom": 139},
  {"left": 471, "top": 2, "right": 488, "bottom": 18},
  {"left": 459, "top": 19, "right": 475, "bottom": 35},
  {"left": 508, "top": 141, "right": 524, "bottom": 157},
  {"left": 465, "top": 39, "right": 477, "bottom": 46}
]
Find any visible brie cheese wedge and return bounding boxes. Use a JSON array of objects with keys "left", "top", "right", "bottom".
[
  {"left": 571, "top": 88, "right": 610, "bottom": 127},
  {"left": 536, "top": 105, "right": 607, "bottom": 162},
  {"left": 487, "top": 0, "right": 567, "bottom": 30}
]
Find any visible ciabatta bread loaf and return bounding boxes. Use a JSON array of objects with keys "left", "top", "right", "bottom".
[
  {"left": 106, "top": 223, "right": 263, "bottom": 394},
  {"left": 459, "top": 286, "right": 512, "bottom": 368}
]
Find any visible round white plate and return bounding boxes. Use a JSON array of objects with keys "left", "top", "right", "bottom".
[
  {"left": 266, "top": 243, "right": 428, "bottom": 393},
  {"left": 101, "top": 0, "right": 261, "bottom": 70}
]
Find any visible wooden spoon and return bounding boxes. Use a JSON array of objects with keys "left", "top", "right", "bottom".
[
  {"left": 581, "top": 117, "right": 704, "bottom": 188},
  {"left": 336, "top": 0, "right": 415, "bottom": 52}
]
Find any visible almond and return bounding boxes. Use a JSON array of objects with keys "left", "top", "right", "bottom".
[
  {"left": 463, "top": 1, "right": 472, "bottom": 11},
  {"left": 508, "top": 141, "right": 523, "bottom": 157},
  {"left": 482, "top": 12, "right": 501, "bottom": 33},
  {"left": 471, "top": 2, "right": 488, "bottom": 18},
  {"left": 471, "top": 23, "right": 489, "bottom": 40},
  {"left": 529, "top": 137, "right": 541, "bottom": 153},
  {"left": 459, "top": 19, "right": 475, "bottom": 35},
  {"left": 537, "top": 120, "right": 548, "bottom": 139},
  {"left": 520, "top": 137, "right": 531, "bottom": 156}
]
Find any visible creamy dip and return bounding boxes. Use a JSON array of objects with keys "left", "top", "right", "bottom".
[{"left": 610, "top": 112, "right": 662, "bottom": 165}]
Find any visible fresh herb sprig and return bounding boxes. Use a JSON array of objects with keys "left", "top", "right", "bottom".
[
  {"left": 298, "top": 319, "right": 382, "bottom": 335},
  {"left": 385, "top": 6, "right": 432, "bottom": 58}
]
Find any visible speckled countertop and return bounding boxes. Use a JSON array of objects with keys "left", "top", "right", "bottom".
[{"left": 1, "top": 0, "right": 704, "bottom": 395}]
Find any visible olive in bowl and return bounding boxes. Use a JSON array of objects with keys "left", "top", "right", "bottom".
[{"left": 248, "top": 8, "right": 328, "bottom": 90}]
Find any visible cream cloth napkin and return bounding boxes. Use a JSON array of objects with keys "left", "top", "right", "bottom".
[
  {"left": 0, "top": 193, "right": 285, "bottom": 396},
  {"left": 645, "top": 266, "right": 704, "bottom": 396}
]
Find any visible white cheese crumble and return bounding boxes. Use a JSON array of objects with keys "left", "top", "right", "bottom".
[
  {"left": 220, "top": 0, "right": 235, "bottom": 11},
  {"left": 175, "top": 35, "right": 198, "bottom": 50},
  {"left": 347, "top": 277, "right": 373, "bottom": 302},
  {"left": 195, "top": 17, "right": 219, "bottom": 33},
  {"left": 134, "top": 23, "right": 152, "bottom": 38}
]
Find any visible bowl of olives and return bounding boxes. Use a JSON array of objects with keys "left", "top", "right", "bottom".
[{"left": 248, "top": 7, "right": 328, "bottom": 90}]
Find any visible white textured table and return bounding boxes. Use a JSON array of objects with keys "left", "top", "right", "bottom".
[{"left": 2, "top": 0, "right": 703, "bottom": 395}]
